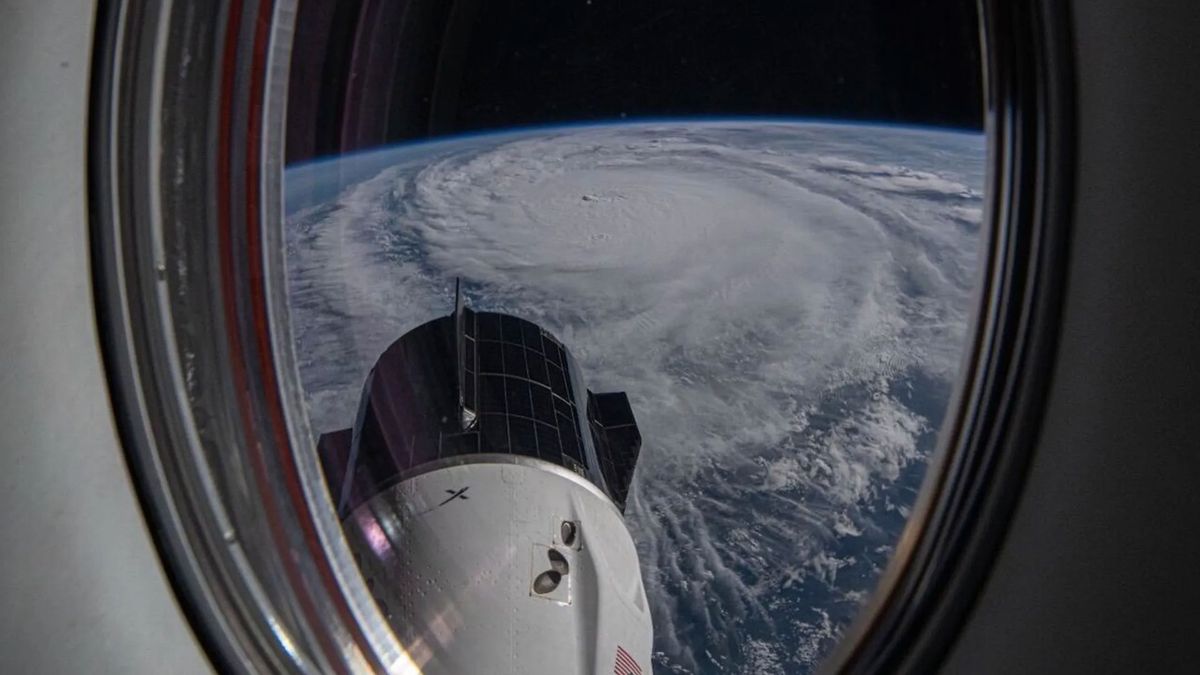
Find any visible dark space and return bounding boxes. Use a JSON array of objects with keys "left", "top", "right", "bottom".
[{"left": 287, "top": 0, "right": 983, "bottom": 164}]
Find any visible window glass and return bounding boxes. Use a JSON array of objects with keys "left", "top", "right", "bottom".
[{"left": 284, "top": 2, "right": 984, "bottom": 672}]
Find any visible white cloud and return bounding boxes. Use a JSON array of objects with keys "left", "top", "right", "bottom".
[{"left": 285, "top": 121, "right": 984, "bottom": 672}]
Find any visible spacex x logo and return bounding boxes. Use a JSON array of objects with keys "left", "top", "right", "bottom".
[
  {"left": 414, "top": 486, "right": 471, "bottom": 517},
  {"left": 613, "top": 645, "right": 642, "bottom": 675},
  {"left": 437, "top": 486, "right": 470, "bottom": 506}
]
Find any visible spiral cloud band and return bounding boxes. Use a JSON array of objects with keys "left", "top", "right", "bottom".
[{"left": 285, "top": 121, "right": 984, "bottom": 673}]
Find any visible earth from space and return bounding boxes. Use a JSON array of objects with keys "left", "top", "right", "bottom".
[{"left": 284, "top": 120, "right": 985, "bottom": 674}]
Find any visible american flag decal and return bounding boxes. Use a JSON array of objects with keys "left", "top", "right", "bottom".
[{"left": 614, "top": 645, "right": 642, "bottom": 675}]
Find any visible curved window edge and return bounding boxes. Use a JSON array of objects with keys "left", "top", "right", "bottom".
[
  {"left": 89, "top": 0, "right": 401, "bottom": 671},
  {"left": 820, "top": 0, "right": 1076, "bottom": 672},
  {"left": 87, "top": 1, "right": 1062, "bottom": 672}
]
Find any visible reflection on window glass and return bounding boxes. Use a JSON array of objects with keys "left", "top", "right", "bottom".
[{"left": 284, "top": 2, "right": 983, "bottom": 672}]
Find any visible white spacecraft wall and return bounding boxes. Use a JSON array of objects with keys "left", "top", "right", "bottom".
[
  {"left": 0, "top": 1, "right": 209, "bottom": 672},
  {"left": 343, "top": 458, "right": 653, "bottom": 675}
]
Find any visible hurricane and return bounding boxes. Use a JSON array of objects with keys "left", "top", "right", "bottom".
[{"left": 285, "top": 120, "right": 985, "bottom": 673}]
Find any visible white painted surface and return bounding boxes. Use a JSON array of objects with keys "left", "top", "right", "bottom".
[
  {"left": 0, "top": 2, "right": 210, "bottom": 672},
  {"left": 345, "top": 461, "right": 653, "bottom": 675}
]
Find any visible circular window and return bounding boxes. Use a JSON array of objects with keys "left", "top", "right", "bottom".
[{"left": 89, "top": 1, "right": 1072, "bottom": 673}]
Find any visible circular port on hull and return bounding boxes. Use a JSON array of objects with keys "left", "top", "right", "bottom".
[
  {"left": 561, "top": 520, "right": 578, "bottom": 547},
  {"left": 548, "top": 548, "right": 569, "bottom": 575},
  {"left": 533, "top": 570, "right": 563, "bottom": 595}
]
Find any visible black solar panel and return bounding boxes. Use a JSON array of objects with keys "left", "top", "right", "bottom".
[
  {"left": 559, "top": 414, "right": 582, "bottom": 461},
  {"left": 476, "top": 312, "right": 498, "bottom": 339},
  {"left": 587, "top": 391, "right": 642, "bottom": 513},
  {"left": 548, "top": 363, "right": 568, "bottom": 398},
  {"left": 509, "top": 417, "right": 538, "bottom": 457},
  {"left": 532, "top": 385, "right": 554, "bottom": 421},
  {"left": 479, "top": 374, "right": 505, "bottom": 413},
  {"left": 441, "top": 432, "right": 478, "bottom": 458},
  {"left": 501, "top": 314, "right": 523, "bottom": 343},
  {"left": 543, "top": 337, "right": 565, "bottom": 367},
  {"left": 535, "top": 421, "right": 561, "bottom": 459},
  {"left": 462, "top": 311, "right": 590, "bottom": 466},
  {"left": 527, "top": 353, "right": 547, "bottom": 385},
  {"left": 502, "top": 343, "right": 527, "bottom": 378},
  {"left": 478, "top": 341, "right": 503, "bottom": 374},
  {"left": 319, "top": 308, "right": 638, "bottom": 517},
  {"left": 521, "top": 321, "right": 543, "bottom": 350},
  {"left": 506, "top": 377, "right": 533, "bottom": 418},
  {"left": 480, "top": 413, "right": 509, "bottom": 451}
]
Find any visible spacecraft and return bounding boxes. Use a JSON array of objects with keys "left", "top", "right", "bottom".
[{"left": 316, "top": 282, "right": 652, "bottom": 673}]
